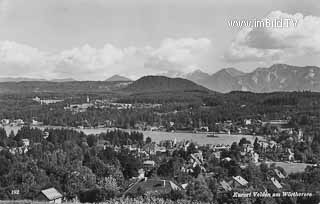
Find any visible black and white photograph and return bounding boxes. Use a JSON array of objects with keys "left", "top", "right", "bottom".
[{"left": 0, "top": 0, "right": 319, "bottom": 203}]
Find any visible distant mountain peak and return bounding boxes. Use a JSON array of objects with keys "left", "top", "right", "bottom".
[
  {"left": 219, "top": 67, "right": 245, "bottom": 77},
  {"left": 192, "top": 69, "right": 206, "bottom": 74},
  {"left": 159, "top": 70, "right": 184, "bottom": 78},
  {"left": 184, "top": 69, "right": 211, "bottom": 83},
  {"left": 270, "top": 63, "right": 291, "bottom": 69},
  {"left": 106, "top": 75, "right": 132, "bottom": 82}
]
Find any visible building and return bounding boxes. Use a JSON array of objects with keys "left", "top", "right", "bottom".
[
  {"left": 9, "top": 146, "right": 28, "bottom": 155},
  {"left": 274, "top": 169, "right": 286, "bottom": 179},
  {"left": 219, "top": 180, "right": 232, "bottom": 192},
  {"left": 123, "top": 178, "right": 182, "bottom": 196},
  {"left": 244, "top": 119, "right": 252, "bottom": 125},
  {"left": 1, "top": 119, "right": 10, "bottom": 125},
  {"left": 262, "top": 120, "right": 289, "bottom": 127},
  {"left": 21, "top": 139, "right": 30, "bottom": 147},
  {"left": 64, "top": 103, "right": 94, "bottom": 113},
  {"left": 33, "top": 96, "right": 63, "bottom": 105},
  {"left": 230, "top": 176, "right": 248, "bottom": 189},
  {"left": 281, "top": 148, "right": 294, "bottom": 161},
  {"left": 198, "top": 126, "right": 209, "bottom": 132},
  {"left": 12, "top": 119, "right": 24, "bottom": 126},
  {"left": 270, "top": 177, "right": 283, "bottom": 190},
  {"left": 251, "top": 152, "right": 259, "bottom": 163},
  {"left": 32, "top": 119, "right": 44, "bottom": 126},
  {"left": 143, "top": 160, "right": 156, "bottom": 171},
  {"left": 36, "top": 187, "right": 63, "bottom": 204}
]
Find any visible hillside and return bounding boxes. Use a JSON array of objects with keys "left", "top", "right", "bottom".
[
  {"left": 123, "top": 76, "right": 211, "bottom": 93},
  {"left": 119, "top": 76, "right": 215, "bottom": 103},
  {"left": 0, "top": 81, "right": 130, "bottom": 94}
]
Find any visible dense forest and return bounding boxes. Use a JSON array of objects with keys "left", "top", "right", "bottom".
[{"left": 0, "top": 91, "right": 320, "bottom": 131}]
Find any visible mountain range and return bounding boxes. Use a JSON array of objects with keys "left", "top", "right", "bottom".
[
  {"left": 0, "top": 77, "right": 76, "bottom": 83},
  {"left": 0, "top": 75, "right": 132, "bottom": 83},
  {"left": 1, "top": 64, "right": 320, "bottom": 93},
  {"left": 182, "top": 64, "right": 320, "bottom": 93}
]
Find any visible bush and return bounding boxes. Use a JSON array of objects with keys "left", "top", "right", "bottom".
[{"left": 79, "top": 187, "right": 116, "bottom": 203}]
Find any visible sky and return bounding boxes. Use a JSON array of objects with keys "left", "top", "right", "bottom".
[{"left": 0, "top": 0, "right": 319, "bottom": 80}]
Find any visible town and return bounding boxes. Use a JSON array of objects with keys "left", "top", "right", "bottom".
[{"left": 0, "top": 90, "right": 320, "bottom": 204}]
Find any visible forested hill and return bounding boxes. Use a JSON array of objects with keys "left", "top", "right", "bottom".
[
  {"left": 0, "top": 81, "right": 132, "bottom": 94},
  {"left": 0, "top": 76, "right": 210, "bottom": 95},
  {"left": 122, "top": 76, "right": 211, "bottom": 93}
]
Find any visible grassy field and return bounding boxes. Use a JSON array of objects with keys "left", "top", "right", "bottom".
[
  {"left": 268, "top": 161, "right": 311, "bottom": 174},
  {"left": 4, "top": 125, "right": 260, "bottom": 145},
  {"left": 257, "top": 161, "right": 311, "bottom": 174}
]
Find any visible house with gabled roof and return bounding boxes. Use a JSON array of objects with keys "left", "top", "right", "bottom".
[
  {"left": 274, "top": 169, "right": 286, "bottom": 179},
  {"left": 143, "top": 160, "right": 156, "bottom": 172},
  {"left": 229, "top": 176, "right": 248, "bottom": 189},
  {"left": 123, "top": 177, "right": 182, "bottom": 197},
  {"left": 270, "top": 177, "right": 283, "bottom": 190},
  {"left": 219, "top": 180, "right": 232, "bottom": 192},
  {"left": 35, "top": 187, "right": 63, "bottom": 203}
]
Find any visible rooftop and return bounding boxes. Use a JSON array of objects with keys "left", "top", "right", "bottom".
[
  {"left": 124, "top": 178, "right": 181, "bottom": 196},
  {"left": 233, "top": 176, "right": 248, "bottom": 186},
  {"left": 41, "top": 188, "right": 63, "bottom": 201},
  {"left": 271, "top": 177, "right": 283, "bottom": 189},
  {"left": 220, "top": 180, "right": 232, "bottom": 191}
]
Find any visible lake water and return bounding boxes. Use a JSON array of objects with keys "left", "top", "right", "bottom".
[{"left": 3, "top": 125, "right": 260, "bottom": 145}]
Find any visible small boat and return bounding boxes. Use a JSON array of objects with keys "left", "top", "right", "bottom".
[{"left": 207, "top": 134, "right": 218, "bottom": 138}]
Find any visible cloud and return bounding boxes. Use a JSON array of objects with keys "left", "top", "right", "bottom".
[
  {"left": 147, "top": 38, "right": 212, "bottom": 73},
  {"left": 0, "top": 38, "right": 212, "bottom": 80},
  {"left": 151, "top": 38, "right": 211, "bottom": 64},
  {"left": 0, "top": 41, "right": 52, "bottom": 77},
  {"left": 224, "top": 11, "right": 320, "bottom": 62},
  {"left": 53, "top": 44, "right": 126, "bottom": 79},
  {"left": 0, "top": 0, "right": 9, "bottom": 19}
]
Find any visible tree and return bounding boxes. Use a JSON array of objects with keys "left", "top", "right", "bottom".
[
  {"left": 79, "top": 188, "right": 113, "bottom": 203},
  {"left": 230, "top": 142, "right": 241, "bottom": 161},
  {"left": 117, "top": 150, "right": 142, "bottom": 179},
  {"left": 145, "top": 137, "right": 152, "bottom": 144},
  {"left": 0, "top": 155, "right": 10, "bottom": 176},
  {"left": 186, "top": 175, "right": 213, "bottom": 202},
  {"left": 98, "top": 176, "right": 119, "bottom": 199},
  {"left": 87, "top": 134, "right": 97, "bottom": 147},
  {"left": 239, "top": 137, "right": 251, "bottom": 147},
  {"left": 64, "top": 164, "right": 96, "bottom": 199},
  {"left": 0, "top": 128, "right": 7, "bottom": 146},
  {"left": 254, "top": 137, "right": 260, "bottom": 152}
]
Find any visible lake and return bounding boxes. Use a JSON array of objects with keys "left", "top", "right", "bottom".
[{"left": 3, "top": 125, "right": 260, "bottom": 145}]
